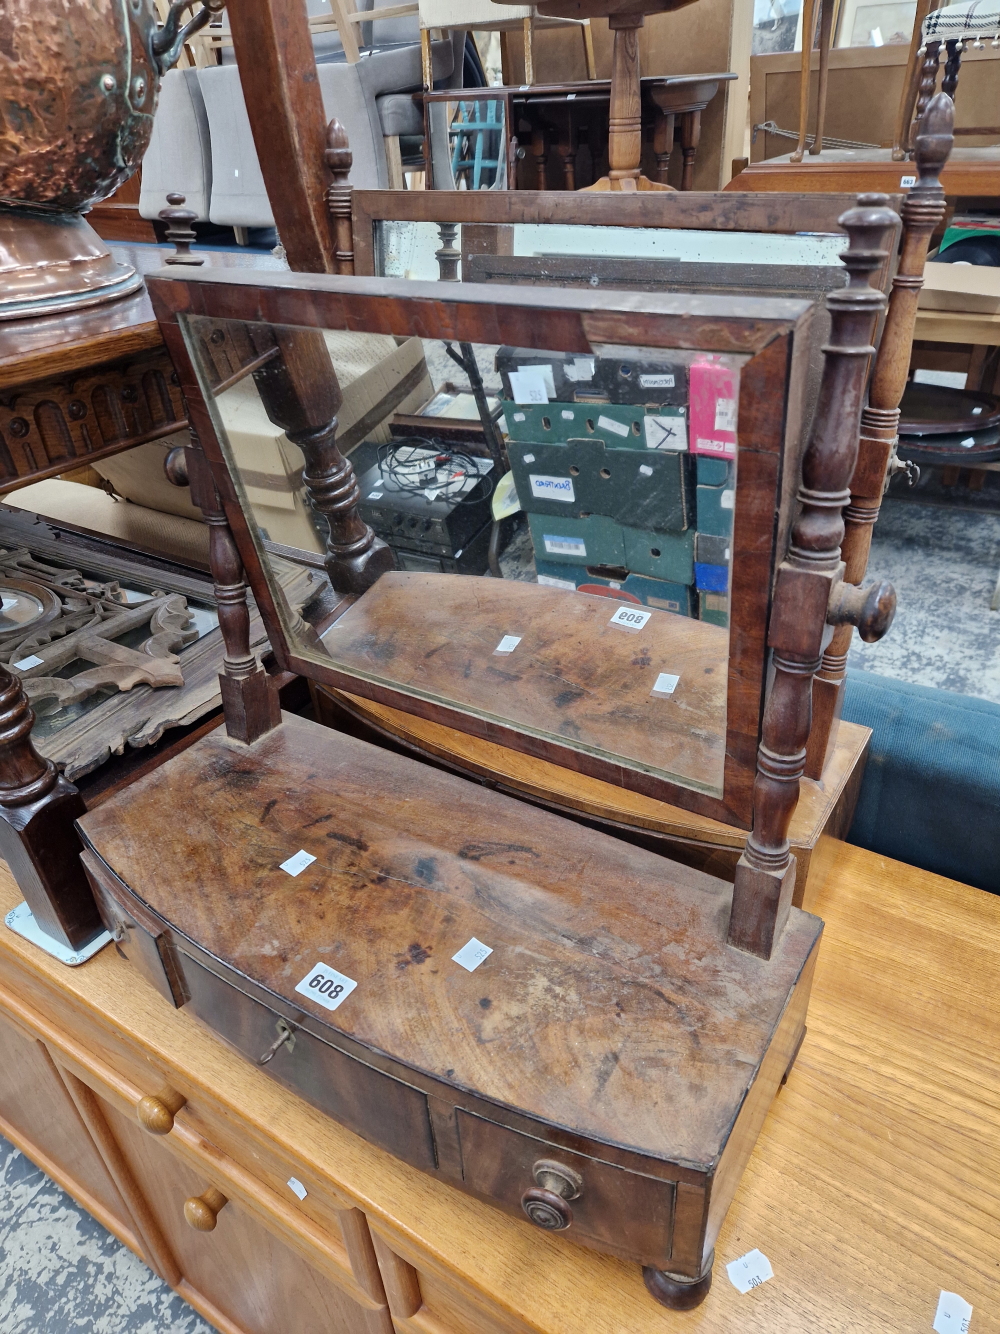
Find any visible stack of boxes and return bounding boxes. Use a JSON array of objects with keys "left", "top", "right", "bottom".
[{"left": 498, "top": 348, "right": 735, "bottom": 625}]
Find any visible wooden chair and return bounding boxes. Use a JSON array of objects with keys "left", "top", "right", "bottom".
[
  {"left": 805, "top": 93, "right": 955, "bottom": 778},
  {"left": 416, "top": 0, "right": 596, "bottom": 89}
]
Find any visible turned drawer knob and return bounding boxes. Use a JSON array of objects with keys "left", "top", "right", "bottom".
[
  {"left": 184, "top": 1186, "right": 228, "bottom": 1231},
  {"left": 521, "top": 1187, "right": 573, "bottom": 1230},
  {"left": 137, "top": 1087, "right": 187, "bottom": 1135}
]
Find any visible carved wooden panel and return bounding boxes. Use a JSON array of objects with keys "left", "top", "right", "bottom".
[{"left": 0, "top": 347, "right": 186, "bottom": 491}]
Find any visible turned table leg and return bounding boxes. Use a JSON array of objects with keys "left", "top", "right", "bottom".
[{"left": 680, "top": 108, "right": 701, "bottom": 190}]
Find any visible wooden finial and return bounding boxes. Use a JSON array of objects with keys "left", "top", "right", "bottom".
[
  {"left": 909, "top": 91, "right": 954, "bottom": 209},
  {"left": 324, "top": 119, "right": 355, "bottom": 276},
  {"left": 160, "top": 193, "right": 204, "bottom": 267},
  {"left": 729, "top": 195, "right": 898, "bottom": 959}
]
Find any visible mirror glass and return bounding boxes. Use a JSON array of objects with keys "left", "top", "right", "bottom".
[{"left": 182, "top": 314, "right": 745, "bottom": 799}]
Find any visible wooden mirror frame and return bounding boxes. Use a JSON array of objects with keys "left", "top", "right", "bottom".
[{"left": 150, "top": 269, "right": 815, "bottom": 828}]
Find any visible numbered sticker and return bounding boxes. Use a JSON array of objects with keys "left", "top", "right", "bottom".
[
  {"left": 726, "top": 1249, "right": 774, "bottom": 1294},
  {"left": 13, "top": 654, "right": 44, "bottom": 670},
  {"left": 900, "top": 174, "right": 916, "bottom": 188},
  {"left": 295, "top": 961, "right": 357, "bottom": 1011},
  {"left": 934, "top": 1291, "right": 973, "bottom": 1334},
  {"left": 452, "top": 937, "right": 493, "bottom": 972},
  {"left": 286, "top": 1177, "right": 308, "bottom": 1200},
  {"left": 651, "top": 672, "right": 680, "bottom": 697},
  {"left": 494, "top": 635, "right": 521, "bottom": 654},
  {"left": 367, "top": 491, "right": 383, "bottom": 500},
  {"left": 509, "top": 369, "right": 549, "bottom": 404},
  {"left": 609, "top": 606, "right": 651, "bottom": 632},
  {"left": 280, "top": 849, "right": 317, "bottom": 877}
]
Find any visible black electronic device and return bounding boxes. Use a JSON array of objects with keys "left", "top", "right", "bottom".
[
  {"left": 356, "top": 444, "right": 497, "bottom": 568},
  {"left": 495, "top": 347, "right": 688, "bottom": 407}
]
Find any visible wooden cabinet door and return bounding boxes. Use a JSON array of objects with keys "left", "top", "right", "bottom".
[
  {"left": 97, "top": 1098, "right": 390, "bottom": 1334},
  {"left": 0, "top": 1012, "right": 139, "bottom": 1253}
]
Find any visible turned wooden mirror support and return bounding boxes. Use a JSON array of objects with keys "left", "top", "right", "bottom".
[
  {"left": 729, "top": 196, "right": 900, "bottom": 960},
  {"left": 805, "top": 93, "right": 954, "bottom": 779}
]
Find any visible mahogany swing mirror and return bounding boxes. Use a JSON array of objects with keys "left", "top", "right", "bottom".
[
  {"left": 150, "top": 269, "right": 817, "bottom": 828},
  {"left": 73, "top": 200, "right": 898, "bottom": 1311}
]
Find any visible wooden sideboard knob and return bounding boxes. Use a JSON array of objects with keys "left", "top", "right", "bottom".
[
  {"left": 184, "top": 1186, "right": 228, "bottom": 1232},
  {"left": 136, "top": 1086, "right": 187, "bottom": 1135}
]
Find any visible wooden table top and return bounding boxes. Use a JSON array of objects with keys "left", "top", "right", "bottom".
[
  {"left": 0, "top": 245, "right": 285, "bottom": 391},
  {"left": 0, "top": 840, "right": 995, "bottom": 1331},
  {"left": 915, "top": 307, "right": 1000, "bottom": 348}
]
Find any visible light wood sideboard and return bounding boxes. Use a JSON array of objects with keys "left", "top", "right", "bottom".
[{"left": 0, "top": 846, "right": 996, "bottom": 1334}]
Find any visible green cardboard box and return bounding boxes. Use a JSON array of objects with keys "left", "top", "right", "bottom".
[
  {"left": 622, "top": 525, "right": 695, "bottom": 585},
  {"left": 534, "top": 559, "right": 695, "bottom": 616},
  {"left": 527, "top": 513, "right": 626, "bottom": 567}
]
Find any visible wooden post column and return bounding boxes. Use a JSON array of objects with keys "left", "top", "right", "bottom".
[
  {"left": 324, "top": 119, "right": 356, "bottom": 277},
  {"left": 729, "top": 196, "right": 899, "bottom": 960},
  {"left": 251, "top": 331, "right": 395, "bottom": 597},
  {"left": 805, "top": 94, "right": 954, "bottom": 779}
]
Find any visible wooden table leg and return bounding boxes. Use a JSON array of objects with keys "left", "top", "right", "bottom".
[
  {"left": 791, "top": 0, "right": 818, "bottom": 163},
  {"left": 653, "top": 109, "right": 675, "bottom": 184},
  {"left": 810, "top": 0, "right": 835, "bottom": 155},
  {"left": 680, "top": 108, "right": 701, "bottom": 190},
  {"left": 583, "top": 12, "right": 670, "bottom": 192}
]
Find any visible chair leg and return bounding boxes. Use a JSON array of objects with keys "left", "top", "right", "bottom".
[
  {"left": 582, "top": 19, "right": 597, "bottom": 80},
  {"left": 680, "top": 109, "right": 701, "bottom": 190},
  {"left": 810, "top": 0, "right": 835, "bottom": 155},
  {"left": 791, "top": 0, "right": 817, "bottom": 162},
  {"left": 420, "top": 26, "right": 433, "bottom": 91},
  {"left": 653, "top": 109, "right": 675, "bottom": 184},
  {"left": 914, "top": 41, "right": 942, "bottom": 129},
  {"left": 523, "top": 17, "right": 534, "bottom": 84},
  {"left": 892, "top": 0, "right": 936, "bottom": 159},
  {"left": 941, "top": 37, "right": 962, "bottom": 97},
  {"left": 384, "top": 135, "right": 405, "bottom": 189}
]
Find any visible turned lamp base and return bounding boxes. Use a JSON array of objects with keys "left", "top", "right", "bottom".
[{"left": 0, "top": 208, "right": 142, "bottom": 321}]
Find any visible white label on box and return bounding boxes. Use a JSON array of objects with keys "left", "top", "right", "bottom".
[
  {"left": 13, "top": 654, "right": 44, "bottom": 670},
  {"left": 280, "top": 849, "right": 316, "bottom": 877},
  {"left": 522, "top": 452, "right": 535, "bottom": 463},
  {"left": 609, "top": 606, "right": 651, "bottom": 631},
  {"left": 295, "top": 961, "right": 357, "bottom": 1011},
  {"left": 565, "top": 356, "right": 595, "bottom": 381},
  {"left": 537, "top": 574, "right": 577, "bottom": 590},
  {"left": 529, "top": 474, "right": 575, "bottom": 502},
  {"left": 367, "top": 491, "right": 383, "bottom": 500},
  {"left": 721, "top": 489, "right": 735, "bottom": 509},
  {"left": 597, "top": 414, "right": 630, "bottom": 438},
  {"left": 543, "top": 535, "right": 587, "bottom": 557},
  {"left": 714, "top": 398, "right": 737, "bottom": 432},
  {"left": 639, "top": 373, "right": 675, "bottom": 388},
  {"left": 934, "top": 1291, "right": 973, "bottom": 1334},
  {"left": 651, "top": 672, "right": 681, "bottom": 697},
  {"left": 726, "top": 1249, "right": 774, "bottom": 1294},
  {"left": 638, "top": 464, "right": 653, "bottom": 477},
  {"left": 286, "top": 1177, "right": 308, "bottom": 1201},
  {"left": 513, "top": 412, "right": 526, "bottom": 422},
  {"left": 494, "top": 635, "right": 521, "bottom": 654},
  {"left": 900, "top": 174, "right": 916, "bottom": 188},
  {"left": 561, "top": 409, "right": 575, "bottom": 421},
  {"left": 510, "top": 369, "right": 550, "bottom": 404},
  {"left": 646, "top": 414, "right": 687, "bottom": 452},
  {"left": 452, "top": 937, "right": 492, "bottom": 972}
]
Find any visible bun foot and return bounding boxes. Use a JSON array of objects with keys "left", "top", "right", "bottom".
[{"left": 642, "top": 1254, "right": 714, "bottom": 1310}]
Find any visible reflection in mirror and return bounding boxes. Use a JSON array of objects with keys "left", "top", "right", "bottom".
[{"left": 183, "top": 315, "right": 740, "bottom": 799}]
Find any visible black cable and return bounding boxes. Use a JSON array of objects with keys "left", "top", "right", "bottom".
[{"left": 376, "top": 440, "right": 494, "bottom": 505}]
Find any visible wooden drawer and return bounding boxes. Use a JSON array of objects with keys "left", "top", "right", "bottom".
[{"left": 456, "top": 1108, "right": 676, "bottom": 1268}]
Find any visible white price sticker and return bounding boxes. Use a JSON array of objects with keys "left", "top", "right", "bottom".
[
  {"left": 521, "top": 452, "right": 535, "bottom": 463},
  {"left": 651, "top": 672, "right": 680, "bottom": 697},
  {"left": 537, "top": 574, "right": 576, "bottom": 590},
  {"left": 561, "top": 409, "right": 575, "bottom": 420},
  {"left": 900, "top": 174, "right": 916, "bottom": 188},
  {"left": 510, "top": 369, "right": 550, "bottom": 404},
  {"left": 639, "top": 373, "right": 675, "bottom": 389},
  {"left": 714, "top": 398, "right": 737, "bottom": 433},
  {"left": 368, "top": 491, "right": 383, "bottom": 500},
  {"left": 726, "top": 1249, "right": 774, "bottom": 1294},
  {"left": 934, "top": 1291, "right": 973, "bottom": 1334},
  {"left": 638, "top": 464, "right": 653, "bottom": 477},
  {"left": 543, "top": 534, "right": 587, "bottom": 558},
  {"left": 287, "top": 1177, "right": 308, "bottom": 1201},
  {"left": 280, "top": 849, "right": 316, "bottom": 877},
  {"left": 609, "top": 606, "right": 651, "bottom": 631},
  {"left": 295, "top": 961, "right": 357, "bottom": 1011},
  {"left": 529, "top": 474, "right": 575, "bottom": 503},
  {"left": 494, "top": 635, "right": 521, "bottom": 654},
  {"left": 597, "top": 413, "right": 630, "bottom": 438},
  {"left": 645, "top": 414, "right": 687, "bottom": 452},
  {"left": 452, "top": 937, "right": 492, "bottom": 972},
  {"left": 13, "top": 654, "right": 44, "bottom": 670},
  {"left": 513, "top": 412, "right": 526, "bottom": 423}
]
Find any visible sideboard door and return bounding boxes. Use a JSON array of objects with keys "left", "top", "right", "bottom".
[
  {"left": 0, "top": 1011, "right": 140, "bottom": 1252},
  {"left": 95, "top": 1098, "right": 390, "bottom": 1334}
]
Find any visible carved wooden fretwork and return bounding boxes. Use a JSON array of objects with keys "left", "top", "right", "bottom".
[
  {"left": 0, "top": 547, "right": 198, "bottom": 716},
  {"left": 0, "top": 348, "right": 187, "bottom": 491}
]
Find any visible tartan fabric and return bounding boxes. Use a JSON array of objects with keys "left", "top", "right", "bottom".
[{"left": 923, "top": 0, "right": 1000, "bottom": 37}]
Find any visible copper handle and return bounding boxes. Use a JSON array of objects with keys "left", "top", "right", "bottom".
[
  {"left": 137, "top": 1086, "right": 187, "bottom": 1135},
  {"left": 184, "top": 1186, "right": 228, "bottom": 1232},
  {"left": 521, "top": 1187, "right": 573, "bottom": 1231}
]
